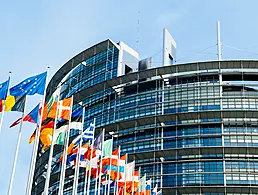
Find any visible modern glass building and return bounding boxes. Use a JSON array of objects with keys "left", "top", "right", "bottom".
[{"left": 32, "top": 31, "right": 258, "bottom": 195}]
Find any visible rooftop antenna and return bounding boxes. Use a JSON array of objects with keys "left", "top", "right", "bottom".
[
  {"left": 136, "top": 11, "right": 140, "bottom": 53},
  {"left": 217, "top": 21, "right": 222, "bottom": 61}
]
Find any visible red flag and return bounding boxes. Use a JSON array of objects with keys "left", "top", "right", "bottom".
[
  {"left": 0, "top": 100, "right": 3, "bottom": 112},
  {"left": 10, "top": 117, "right": 22, "bottom": 128}
]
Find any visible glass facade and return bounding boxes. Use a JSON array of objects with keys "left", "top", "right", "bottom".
[{"left": 31, "top": 42, "right": 258, "bottom": 195}]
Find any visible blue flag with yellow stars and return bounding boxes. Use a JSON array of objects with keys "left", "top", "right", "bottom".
[
  {"left": 0, "top": 78, "right": 10, "bottom": 100},
  {"left": 10, "top": 72, "right": 47, "bottom": 96}
]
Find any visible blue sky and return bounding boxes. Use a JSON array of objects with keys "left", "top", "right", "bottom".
[{"left": 1, "top": 0, "right": 258, "bottom": 194}]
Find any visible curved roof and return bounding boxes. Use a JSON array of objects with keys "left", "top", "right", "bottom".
[
  {"left": 47, "top": 58, "right": 258, "bottom": 102},
  {"left": 71, "top": 60, "right": 258, "bottom": 104},
  {"left": 46, "top": 39, "right": 116, "bottom": 100}
]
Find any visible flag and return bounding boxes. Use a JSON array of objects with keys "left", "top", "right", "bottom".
[
  {"left": 29, "top": 129, "right": 36, "bottom": 144},
  {"left": 10, "top": 103, "right": 40, "bottom": 128},
  {"left": 119, "top": 154, "right": 126, "bottom": 174},
  {"left": 103, "top": 139, "right": 113, "bottom": 157},
  {"left": 4, "top": 95, "right": 26, "bottom": 112},
  {"left": 66, "top": 120, "right": 95, "bottom": 153},
  {"left": 0, "top": 78, "right": 10, "bottom": 100},
  {"left": 10, "top": 72, "right": 47, "bottom": 96},
  {"left": 93, "top": 131, "right": 104, "bottom": 150},
  {"left": 58, "top": 120, "right": 95, "bottom": 162},
  {"left": 48, "top": 97, "right": 72, "bottom": 120},
  {"left": 67, "top": 142, "right": 89, "bottom": 166},
  {"left": 101, "top": 149, "right": 120, "bottom": 180},
  {"left": 125, "top": 161, "right": 135, "bottom": 181},
  {"left": 138, "top": 175, "right": 146, "bottom": 193},
  {"left": 54, "top": 108, "right": 83, "bottom": 145},
  {"left": 151, "top": 185, "right": 157, "bottom": 195},
  {"left": 0, "top": 100, "right": 4, "bottom": 112},
  {"left": 28, "top": 118, "right": 53, "bottom": 143},
  {"left": 102, "top": 149, "right": 119, "bottom": 167},
  {"left": 40, "top": 120, "right": 55, "bottom": 151},
  {"left": 146, "top": 179, "right": 151, "bottom": 195},
  {"left": 41, "top": 128, "right": 53, "bottom": 151},
  {"left": 83, "top": 146, "right": 99, "bottom": 168},
  {"left": 28, "top": 119, "right": 55, "bottom": 151},
  {"left": 41, "top": 87, "right": 60, "bottom": 122},
  {"left": 133, "top": 170, "right": 139, "bottom": 182}
]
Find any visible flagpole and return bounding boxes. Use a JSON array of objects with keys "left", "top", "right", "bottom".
[
  {"left": 132, "top": 165, "right": 135, "bottom": 195},
  {"left": 7, "top": 96, "right": 27, "bottom": 195},
  {"left": 25, "top": 101, "right": 42, "bottom": 195},
  {"left": 124, "top": 153, "right": 128, "bottom": 195},
  {"left": 26, "top": 67, "right": 50, "bottom": 195},
  {"left": 94, "top": 167, "right": 98, "bottom": 195},
  {"left": 144, "top": 173, "right": 147, "bottom": 195},
  {"left": 0, "top": 72, "right": 11, "bottom": 136},
  {"left": 58, "top": 95, "right": 74, "bottom": 195},
  {"left": 114, "top": 146, "right": 120, "bottom": 195},
  {"left": 85, "top": 118, "right": 96, "bottom": 195},
  {"left": 44, "top": 85, "right": 61, "bottom": 195},
  {"left": 97, "top": 128, "right": 105, "bottom": 195},
  {"left": 71, "top": 105, "right": 85, "bottom": 195},
  {"left": 138, "top": 167, "right": 141, "bottom": 195},
  {"left": 107, "top": 136, "right": 113, "bottom": 195},
  {"left": 83, "top": 140, "right": 90, "bottom": 194},
  {"left": 85, "top": 143, "right": 93, "bottom": 195},
  {"left": 104, "top": 174, "right": 107, "bottom": 195}
]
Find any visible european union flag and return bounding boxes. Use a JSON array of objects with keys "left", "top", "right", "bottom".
[
  {"left": 10, "top": 72, "right": 47, "bottom": 96},
  {"left": 0, "top": 78, "right": 10, "bottom": 100}
]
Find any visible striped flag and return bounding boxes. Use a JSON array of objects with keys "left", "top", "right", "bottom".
[
  {"left": 10, "top": 103, "right": 40, "bottom": 128},
  {"left": 59, "top": 120, "right": 95, "bottom": 162},
  {"left": 67, "top": 142, "right": 89, "bottom": 166},
  {"left": 54, "top": 108, "right": 83, "bottom": 145}
]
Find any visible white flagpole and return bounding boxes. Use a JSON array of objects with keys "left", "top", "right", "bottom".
[
  {"left": 25, "top": 101, "right": 42, "bottom": 195},
  {"left": 144, "top": 173, "right": 147, "bottom": 195},
  {"left": 94, "top": 167, "right": 98, "bottom": 195},
  {"left": 83, "top": 140, "right": 90, "bottom": 194},
  {"left": 0, "top": 102, "right": 6, "bottom": 135},
  {"left": 44, "top": 85, "right": 61, "bottom": 195},
  {"left": 7, "top": 96, "right": 27, "bottom": 195},
  {"left": 71, "top": 105, "right": 85, "bottom": 195},
  {"left": 58, "top": 95, "right": 74, "bottom": 195},
  {"left": 132, "top": 165, "right": 135, "bottom": 195},
  {"left": 0, "top": 72, "right": 11, "bottom": 136},
  {"left": 86, "top": 118, "right": 96, "bottom": 195},
  {"left": 138, "top": 167, "right": 141, "bottom": 194},
  {"left": 107, "top": 136, "right": 114, "bottom": 195},
  {"left": 124, "top": 153, "right": 128, "bottom": 195},
  {"left": 114, "top": 146, "right": 120, "bottom": 195},
  {"left": 26, "top": 67, "right": 50, "bottom": 195},
  {"left": 104, "top": 174, "right": 107, "bottom": 195},
  {"left": 97, "top": 128, "right": 105, "bottom": 195},
  {"left": 84, "top": 144, "right": 92, "bottom": 195}
]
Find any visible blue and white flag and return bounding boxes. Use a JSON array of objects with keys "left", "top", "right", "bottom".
[
  {"left": 70, "top": 119, "right": 95, "bottom": 147},
  {"left": 81, "top": 120, "right": 95, "bottom": 140},
  {"left": 151, "top": 184, "right": 157, "bottom": 195}
]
